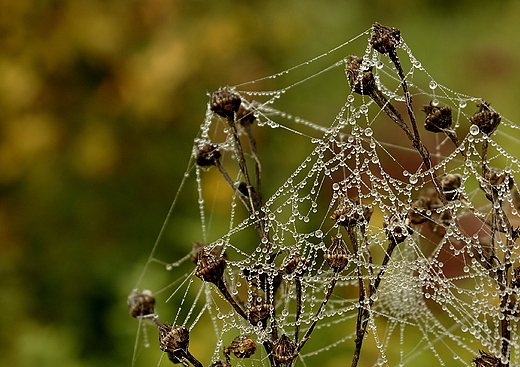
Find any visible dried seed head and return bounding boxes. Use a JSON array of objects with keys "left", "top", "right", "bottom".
[
  {"left": 272, "top": 334, "right": 297, "bottom": 364},
  {"left": 440, "top": 173, "right": 462, "bottom": 201},
  {"left": 280, "top": 252, "right": 309, "bottom": 276},
  {"left": 191, "top": 242, "right": 226, "bottom": 265},
  {"left": 512, "top": 267, "right": 520, "bottom": 288},
  {"left": 243, "top": 265, "right": 282, "bottom": 293},
  {"left": 195, "top": 141, "right": 221, "bottom": 167},
  {"left": 196, "top": 247, "right": 226, "bottom": 284},
  {"left": 209, "top": 360, "right": 232, "bottom": 367},
  {"left": 225, "top": 335, "right": 257, "bottom": 359},
  {"left": 324, "top": 236, "right": 350, "bottom": 272},
  {"left": 370, "top": 23, "right": 401, "bottom": 55},
  {"left": 408, "top": 197, "right": 429, "bottom": 225},
  {"left": 423, "top": 102, "right": 453, "bottom": 132},
  {"left": 472, "top": 350, "right": 503, "bottom": 367},
  {"left": 211, "top": 87, "right": 241, "bottom": 118},
  {"left": 158, "top": 324, "right": 190, "bottom": 354},
  {"left": 247, "top": 295, "right": 271, "bottom": 325},
  {"left": 485, "top": 168, "right": 514, "bottom": 191},
  {"left": 128, "top": 290, "right": 156, "bottom": 318},
  {"left": 236, "top": 103, "right": 256, "bottom": 126},
  {"left": 385, "top": 215, "right": 412, "bottom": 244},
  {"left": 345, "top": 55, "right": 376, "bottom": 95},
  {"left": 331, "top": 196, "right": 373, "bottom": 227},
  {"left": 470, "top": 101, "right": 501, "bottom": 135}
]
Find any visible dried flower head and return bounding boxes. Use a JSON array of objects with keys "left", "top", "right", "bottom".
[
  {"left": 470, "top": 101, "right": 501, "bottom": 136},
  {"left": 472, "top": 350, "right": 503, "bottom": 367},
  {"left": 247, "top": 295, "right": 271, "bottom": 325},
  {"left": 280, "top": 252, "right": 309, "bottom": 276},
  {"left": 272, "top": 334, "right": 298, "bottom": 364},
  {"left": 441, "top": 173, "right": 462, "bottom": 201},
  {"left": 128, "top": 289, "right": 156, "bottom": 318},
  {"left": 158, "top": 324, "right": 190, "bottom": 360},
  {"left": 370, "top": 23, "right": 401, "bottom": 55},
  {"left": 423, "top": 102, "right": 453, "bottom": 132},
  {"left": 331, "top": 195, "right": 373, "bottom": 226},
  {"left": 243, "top": 265, "right": 282, "bottom": 293},
  {"left": 236, "top": 103, "right": 256, "bottom": 126},
  {"left": 408, "top": 197, "right": 429, "bottom": 225},
  {"left": 345, "top": 55, "right": 376, "bottom": 96},
  {"left": 385, "top": 215, "right": 412, "bottom": 244},
  {"left": 485, "top": 168, "right": 514, "bottom": 192},
  {"left": 324, "top": 236, "right": 350, "bottom": 272},
  {"left": 224, "top": 335, "right": 257, "bottom": 359},
  {"left": 512, "top": 267, "right": 520, "bottom": 288},
  {"left": 211, "top": 87, "right": 241, "bottom": 118},
  {"left": 191, "top": 242, "right": 226, "bottom": 265},
  {"left": 195, "top": 142, "right": 221, "bottom": 167},
  {"left": 195, "top": 247, "right": 226, "bottom": 284}
]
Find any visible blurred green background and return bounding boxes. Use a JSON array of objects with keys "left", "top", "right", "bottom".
[{"left": 2, "top": 0, "right": 520, "bottom": 366}]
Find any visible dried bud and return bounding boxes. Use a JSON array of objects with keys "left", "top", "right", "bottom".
[
  {"left": 345, "top": 55, "right": 376, "bottom": 95},
  {"left": 423, "top": 102, "right": 453, "bottom": 132},
  {"left": 385, "top": 215, "right": 412, "bottom": 244},
  {"left": 470, "top": 101, "right": 501, "bottom": 135},
  {"left": 191, "top": 242, "right": 226, "bottom": 265},
  {"left": 280, "top": 252, "right": 309, "bottom": 276},
  {"left": 128, "top": 290, "right": 156, "bottom": 318},
  {"left": 225, "top": 335, "right": 257, "bottom": 359},
  {"left": 331, "top": 196, "right": 373, "bottom": 227},
  {"left": 472, "top": 350, "right": 503, "bottom": 367},
  {"left": 272, "top": 334, "right": 297, "bottom": 364},
  {"left": 159, "top": 324, "right": 190, "bottom": 356},
  {"left": 440, "top": 173, "right": 462, "bottom": 201},
  {"left": 196, "top": 247, "right": 226, "bottom": 284},
  {"left": 485, "top": 168, "right": 514, "bottom": 191},
  {"left": 370, "top": 23, "right": 401, "bottom": 55},
  {"left": 324, "top": 236, "right": 350, "bottom": 272},
  {"left": 512, "top": 267, "right": 520, "bottom": 288},
  {"left": 195, "top": 142, "right": 221, "bottom": 167},
  {"left": 209, "top": 360, "right": 232, "bottom": 367},
  {"left": 247, "top": 295, "right": 271, "bottom": 325},
  {"left": 211, "top": 87, "right": 241, "bottom": 118},
  {"left": 236, "top": 103, "right": 256, "bottom": 126},
  {"left": 243, "top": 265, "right": 282, "bottom": 293}
]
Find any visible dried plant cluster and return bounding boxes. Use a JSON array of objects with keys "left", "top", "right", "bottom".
[{"left": 130, "top": 24, "right": 520, "bottom": 367}]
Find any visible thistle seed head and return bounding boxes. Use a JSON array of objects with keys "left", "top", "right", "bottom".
[
  {"left": 423, "top": 102, "right": 453, "bottom": 132},
  {"left": 370, "top": 23, "right": 401, "bottom": 55},
  {"left": 272, "top": 334, "right": 297, "bottom": 364},
  {"left": 211, "top": 87, "right": 241, "bottom": 118},
  {"left": 324, "top": 236, "right": 350, "bottom": 272},
  {"left": 440, "top": 173, "right": 462, "bottom": 201},
  {"left": 128, "top": 289, "right": 156, "bottom": 318},
  {"left": 195, "top": 141, "right": 221, "bottom": 167},
  {"left": 158, "top": 324, "right": 190, "bottom": 354},
  {"left": 195, "top": 247, "right": 226, "bottom": 284},
  {"left": 408, "top": 197, "right": 429, "bottom": 225},
  {"left": 470, "top": 101, "right": 501, "bottom": 136},
  {"left": 345, "top": 55, "right": 376, "bottom": 96},
  {"left": 225, "top": 335, "right": 257, "bottom": 359}
]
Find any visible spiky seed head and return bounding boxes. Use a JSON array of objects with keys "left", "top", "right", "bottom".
[
  {"left": 370, "top": 23, "right": 401, "bottom": 55},
  {"left": 211, "top": 87, "right": 241, "bottom": 118},
  {"left": 225, "top": 335, "right": 257, "bottom": 359},
  {"left": 128, "top": 290, "right": 156, "bottom": 318},
  {"left": 324, "top": 237, "right": 350, "bottom": 272},
  {"left": 470, "top": 101, "right": 501, "bottom": 136},
  {"left": 191, "top": 242, "right": 226, "bottom": 265},
  {"left": 195, "top": 247, "right": 226, "bottom": 284},
  {"left": 236, "top": 103, "right": 256, "bottom": 126},
  {"left": 272, "top": 334, "right": 297, "bottom": 364},
  {"left": 423, "top": 102, "right": 453, "bottom": 132},
  {"left": 158, "top": 324, "right": 190, "bottom": 354}
]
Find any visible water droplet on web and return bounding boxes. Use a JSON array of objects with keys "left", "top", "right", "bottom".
[
  {"left": 332, "top": 183, "right": 340, "bottom": 190},
  {"left": 347, "top": 94, "right": 355, "bottom": 103},
  {"left": 429, "top": 80, "right": 438, "bottom": 89},
  {"left": 431, "top": 98, "right": 439, "bottom": 106},
  {"left": 166, "top": 264, "right": 173, "bottom": 271},
  {"left": 409, "top": 175, "right": 418, "bottom": 184},
  {"left": 364, "top": 127, "right": 373, "bottom": 137},
  {"left": 470, "top": 125, "right": 480, "bottom": 135},
  {"left": 459, "top": 100, "right": 467, "bottom": 108},
  {"left": 376, "top": 61, "right": 384, "bottom": 69},
  {"left": 315, "top": 229, "right": 323, "bottom": 238},
  {"left": 360, "top": 105, "right": 369, "bottom": 114}
]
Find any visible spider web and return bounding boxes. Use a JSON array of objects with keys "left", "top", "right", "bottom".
[{"left": 130, "top": 26, "right": 520, "bottom": 367}]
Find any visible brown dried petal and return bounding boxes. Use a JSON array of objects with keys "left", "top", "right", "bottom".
[
  {"left": 423, "top": 102, "right": 452, "bottom": 132},
  {"left": 272, "top": 334, "right": 297, "bottom": 364},
  {"left": 196, "top": 247, "right": 226, "bottom": 283},
  {"left": 225, "top": 335, "right": 257, "bottom": 359},
  {"left": 470, "top": 101, "right": 501, "bottom": 135},
  {"left": 324, "top": 237, "right": 350, "bottom": 272},
  {"left": 211, "top": 87, "right": 241, "bottom": 118},
  {"left": 128, "top": 290, "right": 156, "bottom": 318},
  {"left": 370, "top": 23, "right": 401, "bottom": 55}
]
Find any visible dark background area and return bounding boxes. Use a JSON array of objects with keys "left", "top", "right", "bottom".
[{"left": 1, "top": 1, "right": 520, "bottom": 366}]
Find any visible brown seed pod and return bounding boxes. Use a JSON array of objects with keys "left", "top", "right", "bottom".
[
  {"left": 236, "top": 103, "right": 256, "bottom": 126},
  {"left": 128, "top": 290, "right": 156, "bottom": 318},
  {"left": 472, "top": 350, "right": 503, "bottom": 367},
  {"left": 512, "top": 267, "right": 520, "bottom": 288},
  {"left": 331, "top": 196, "right": 373, "bottom": 227},
  {"left": 384, "top": 215, "right": 412, "bottom": 244},
  {"left": 280, "top": 252, "right": 309, "bottom": 276},
  {"left": 370, "top": 23, "right": 401, "bottom": 55},
  {"left": 485, "top": 168, "right": 514, "bottom": 191},
  {"left": 272, "top": 334, "right": 298, "bottom": 364},
  {"left": 195, "top": 247, "right": 226, "bottom": 284},
  {"left": 470, "top": 101, "right": 501, "bottom": 136},
  {"left": 324, "top": 236, "right": 350, "bottom": 272},
  {"left": 440, "top": 173, "right": 462, "bottom": 201},
  {"left": 224, "top": 335, "right": 257, "bottom": 359},
  {"left": 243, "top": 265, "right": 282, "bottom": 293},
  {"left": 211, "top": 87, "right": 241, "bottom": 118},
  {"left": 195, "top": 142, "right": 221, "bottom": 167},
  {"left": 158, "top": 324, "right": 190, "bottom": 355},
  {"left": 247, "top": 295, "right": 271, "bottom": 325},
  {"left": 345, "top": 55, "right": 377, "bottom": 96},
  {"left": 191, "top": 242, "right": 226, "bottom": 265},
  {"left": 423, "top": 102, "right": 453, "bottom": 132}
]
